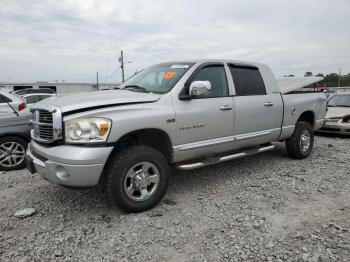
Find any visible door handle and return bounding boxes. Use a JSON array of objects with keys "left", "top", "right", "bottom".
[
  {"left": 264, "top": 102, "right": 274, "bottom": 107},
  {"left": 220, "top": 105, "right": 233, "bottom": 111}
]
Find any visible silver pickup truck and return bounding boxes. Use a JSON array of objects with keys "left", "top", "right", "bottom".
[{"left": 26, "top": 59, "right": 327, "bottom": 212}]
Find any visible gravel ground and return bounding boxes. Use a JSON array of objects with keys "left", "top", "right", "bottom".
[{"left": 0, "top": 135, "right": 349, "bottom": 262}]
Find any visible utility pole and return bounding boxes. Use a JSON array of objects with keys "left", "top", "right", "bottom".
[
  {"left": 96, "top": 72, "right": 99, "bottom": 90},
  {"left": 120, "top": 50, "right": 125, "bottom": 82},
  {"left": 338, "top": 68, "right": 341, "bottom": 87},
  {"left": 118, "top": 50, "right": 132, "bottom": 83}
]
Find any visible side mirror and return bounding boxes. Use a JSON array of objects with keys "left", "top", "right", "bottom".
[{"left": 189, "top": 81, "right": 211, "bottom": 96}]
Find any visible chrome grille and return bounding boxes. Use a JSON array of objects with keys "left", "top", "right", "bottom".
[
  {"left": 32, "top": 105, "right": 62, "bottom": 143},
  {"left": 39, "top": 111, "right": 53, "bottom": 124},
  {"left": 38, "top": 125, "right": 54, "bottom": 140},
  {"left": 34, "top": 110, "right": 54, "bottom": 141}
]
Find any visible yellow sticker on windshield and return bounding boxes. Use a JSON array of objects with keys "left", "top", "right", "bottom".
[{"left": 164, "top": 71, "right": 177, "bottom": 79}]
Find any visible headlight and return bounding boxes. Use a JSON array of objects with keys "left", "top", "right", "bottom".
[{"left": 64, "top": 117, "right": 111, "bottom": 144}]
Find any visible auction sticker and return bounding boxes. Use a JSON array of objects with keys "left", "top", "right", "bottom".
[{"left": 164, "top": 72, "right": 177, "bottom": 79}]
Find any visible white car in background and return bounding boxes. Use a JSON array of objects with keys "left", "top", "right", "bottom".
[
  {"left": 21, "top": 93, "right": 56, "bottom": 114},
  {"left": 15, "top": 88, "right": 56, "bottom": 96}
]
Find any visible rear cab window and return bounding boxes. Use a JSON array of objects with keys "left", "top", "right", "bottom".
[{"left": 229, "top": 65, "right": 266, "bottom": 96}]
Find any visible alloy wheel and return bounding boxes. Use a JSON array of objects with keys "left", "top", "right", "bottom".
[
  {"left": 300, "top": 130, "right": 311, "bottom": 153},
  {"left": 123, "top": 161, "right": 160, "bottom": 201},
  {"left": 0, "top": 142, "right": 26, "bottom": 168}
]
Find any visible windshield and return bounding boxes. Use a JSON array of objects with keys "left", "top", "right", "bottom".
[
  {"left": 119, "top": 62, "right": 193, "bottom": 94},
  {"left": 328, "top": 95, "right": 350, "bottom": 107}
]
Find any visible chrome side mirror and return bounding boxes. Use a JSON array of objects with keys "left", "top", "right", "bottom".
[{"left": 189, "top": 81, "right": 211, "bottom": 96}]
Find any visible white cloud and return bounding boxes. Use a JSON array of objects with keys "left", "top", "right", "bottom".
[{"left": 0, "top": 0, "right": 349, "bottom": 82}]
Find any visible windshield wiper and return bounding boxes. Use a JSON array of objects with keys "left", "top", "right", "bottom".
[{"left": 123, "top": 85, "right": 149, "bottom": 93}]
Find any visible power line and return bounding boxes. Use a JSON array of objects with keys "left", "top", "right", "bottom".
[
  {"left": 105, "top": 68, "right": 120, "bottom": 80},
  {"left": 104, "top": 58, "right": 110, "bottom": 83}
]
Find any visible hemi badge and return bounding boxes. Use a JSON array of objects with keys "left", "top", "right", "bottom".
[{"left": 166, "top": 118, "right": 176, "bottom": 123}]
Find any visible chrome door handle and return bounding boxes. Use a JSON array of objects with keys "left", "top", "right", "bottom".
[
  {"left": 220, "top": 105, "right": 233, "bottom": 111},
  {"left": 264, "top": 102, "right": 274, "bottom": 107}
]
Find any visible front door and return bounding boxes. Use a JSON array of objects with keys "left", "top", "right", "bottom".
[{"left": 173, "top": 64, "right": 235, "bottom": 161}]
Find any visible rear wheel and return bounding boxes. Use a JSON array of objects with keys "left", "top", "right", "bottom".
[
  {"left": 104, "top": 145, "right": 170, "bottom": 212},
  {"left": 285, "top": 121, "right": 314, "bottom": 159},
  {"left": 0, "top": 136, "right": 27, "bottom": 171}
]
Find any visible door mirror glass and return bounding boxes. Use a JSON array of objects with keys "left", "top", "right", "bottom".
[{"left": 189, "top": 81, "right": 211, "bottom": 96}]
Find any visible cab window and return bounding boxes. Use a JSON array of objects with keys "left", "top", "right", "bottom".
[{"left": 190, "top": 65, "right": 229, "bottom": 98}]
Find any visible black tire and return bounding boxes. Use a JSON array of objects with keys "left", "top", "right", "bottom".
[
  {"left": 104, "top": 145, "right": 170, "bottom": 213},
  {"left": 285, "top": 121, "right": 314, "bottom": 159},
  {"left": 0, "top": 136, "right": 27, "bottom": 171}
]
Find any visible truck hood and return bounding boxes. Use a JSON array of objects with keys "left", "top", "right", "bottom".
[
  {"left": 37, "top": 90, "right": 161, "bottom": 114},
  {"left": 326, "top": 107, "right": 350, "bottom": 119}
]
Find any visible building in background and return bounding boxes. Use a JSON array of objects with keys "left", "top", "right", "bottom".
[{"left": 0, "top": 82, "right": 119, "bottom": 94}]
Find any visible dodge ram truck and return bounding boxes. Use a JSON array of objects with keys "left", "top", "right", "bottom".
[{"left": 26, "top": 59, "right": 327, "bottom": 212}]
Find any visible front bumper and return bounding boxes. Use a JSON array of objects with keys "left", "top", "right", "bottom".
[
  {"left": 26, "top": 140, "right": 113, "bottom": 187},
  {"left": 319, "top": 121, "right": 350, "bottom": 135}
]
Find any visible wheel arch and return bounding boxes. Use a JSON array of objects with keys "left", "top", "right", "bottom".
[
  {"left": 110, "top": 128, "right": 174, "bottom": 163},
  {"left": 0, "top": 132, "right": 30, "bottom": 143},
  {"left": 297, "top": 111, "right": 315, "bottom": 127}
]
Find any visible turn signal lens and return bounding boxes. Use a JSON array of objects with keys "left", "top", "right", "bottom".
[{"left": 99, "top": 123, "right": 110, "bottom": 136}]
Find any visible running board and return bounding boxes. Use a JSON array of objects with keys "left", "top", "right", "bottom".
[{"left": 176, "top": 145, "right": 275, "bottom": 171}]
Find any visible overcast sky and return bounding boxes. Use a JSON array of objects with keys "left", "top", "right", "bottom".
[{"left": 0, "top": 0, "right": 349, "bottom": 83}]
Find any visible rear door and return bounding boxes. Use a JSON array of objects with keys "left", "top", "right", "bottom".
[{"left": 229, "top": 65, "right": 283, "bottom": 147}]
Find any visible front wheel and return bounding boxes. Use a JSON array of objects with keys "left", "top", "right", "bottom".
[
  {"left": 285, "top": 121, "right": 314, "bottom": 159},
  {"left": 104, "top": 145, "right": 170, "bottom": 212}
]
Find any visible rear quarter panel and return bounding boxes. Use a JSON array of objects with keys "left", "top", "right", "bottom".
[{"left": 281, "top": 93, "right": 327, "bottom": 139}]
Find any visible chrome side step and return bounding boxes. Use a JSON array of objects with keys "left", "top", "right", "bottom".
[{"left": 176, "top": 145, "right": 275, "bottom": 171}]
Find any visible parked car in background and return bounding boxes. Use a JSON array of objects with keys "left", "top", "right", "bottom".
[
  {"left": 320, "top": 92, "right": 350, "bottom": 135},
  {"left": 0, "top": 93, "right": 31, "bottom": 171},
  {"left": 323, "top": 89, "right": 337, "bottom": 99},
  {"left": 0, "top": 91, "right": 26, "bottom": 114},
  {"left": 15, "top": 88, "right": 55, "bottom": 96},
  {"left": 21, "top": 93, "right": 55, "bottom": 114}
]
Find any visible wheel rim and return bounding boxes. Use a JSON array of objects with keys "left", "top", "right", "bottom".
[
  {"left": 300, "top": 130, "right": 311, "bottom": 153},
  {"left": 123, "top": 161, "right": 160, "bottom": 202},
  {"left": 0, "top": 141, "right": 25, "bottom": 168}
]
